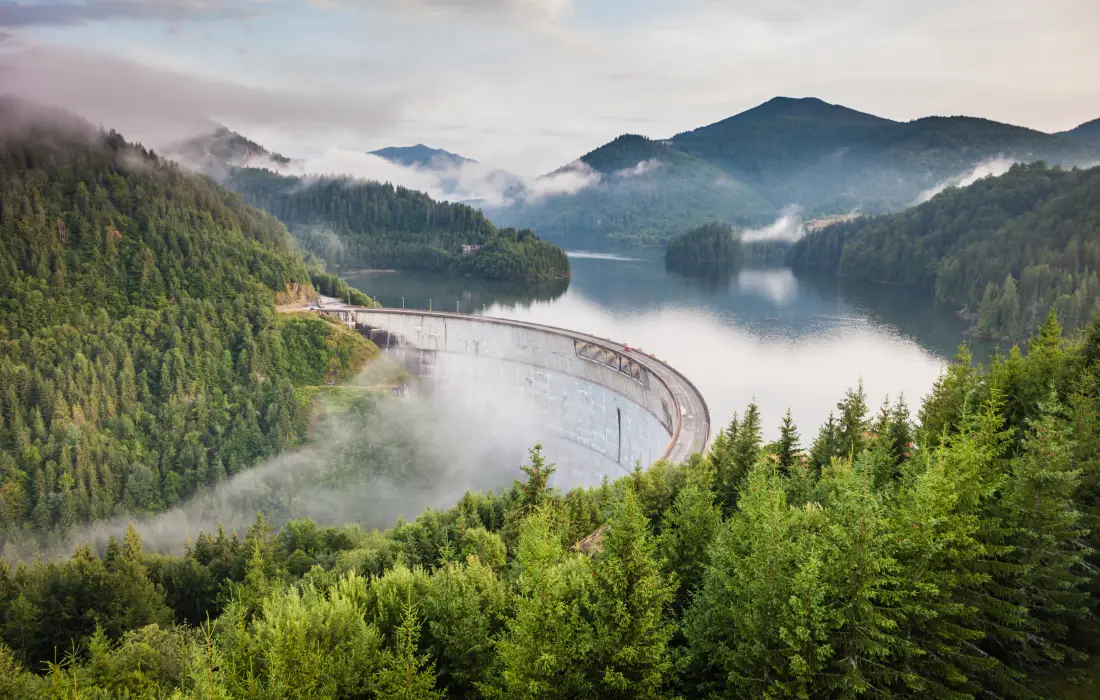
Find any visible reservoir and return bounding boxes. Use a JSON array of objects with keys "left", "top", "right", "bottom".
[{"left": 345, "top": 248, "right": 1000, "bottom": 443}]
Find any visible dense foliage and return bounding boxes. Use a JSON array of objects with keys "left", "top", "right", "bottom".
[
  {"left": 3, "top": 309, "right": 1100, "bottom": 698},
  {"left": 790, "top": 162, "right": 1100, "bottom": 340},
  {"left": 0, "top": 114, "right": 377, "bottom": 547},
  {"left": 494, "top": 97, "right": 1099, "bottom": 247},
  {"left": 664, "top": 221, "right": 791, "bottom": 267},
  {"left": 228, "top": 169, "right": 570, "bottom": 282}
]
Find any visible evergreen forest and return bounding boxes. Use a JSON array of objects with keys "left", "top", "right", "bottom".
[
  {"left": 665, "top": 222, "right": 791, "bottom": 267},
  {"left": 4, "top": 311, "right": 1100, "bottom": 699},
  {"left": 0, "top": 110, "right": 379, "bottom": 550},
  {"left": 227, "top": 169, "right": 570, "bottom": 282},
  {"left": 790, "top": 163, "right": 1100, "bottom": 341}
]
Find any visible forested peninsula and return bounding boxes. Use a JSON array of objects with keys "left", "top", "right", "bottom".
[
  {"left": 790, "top": 162, "right": 1100, "bottom": 340},
  {"left": 228, "top": 169, "right": 571, "bottom": 283},
  {"left": 0, "top": 109, "right": 378, "bottom": 545},
  {"left": 665, "top": 222, "right": 790, "bottom": 267}
]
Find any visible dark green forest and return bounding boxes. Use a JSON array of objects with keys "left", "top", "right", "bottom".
[
  {"left": 665, "top": 222, "right": 791, "bottom": 267},
  {"left": 228, "top": 169, "right": 570, "bottom": 282},
  {"left": 790, "top": 163, "right": 1100, "bottom": 341},
  {"left": 0, "top": 114, "right": 378, "bottom": 549},
  {"left": 4, "top": 310, "right": 1100, "bottom": 698}
]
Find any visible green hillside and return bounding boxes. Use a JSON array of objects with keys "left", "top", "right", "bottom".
[
  {"left": 0, "top": 103, "right": 376, "bottom": 541},
  {"left": 789, "top": 162, "right": 1100, "bottom": 340},
  {"left": 491, "top": 135, "right": 777, "bottom": 247},
  {"left": 228, "top": 168, "right": 570, "bottom": 281},
  {"left": 495, "top": 98, "right": 1099, "bottom": 246}
]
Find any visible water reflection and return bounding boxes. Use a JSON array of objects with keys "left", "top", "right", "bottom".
[
  {"left": 346, "top": 249, "right": 997, "bottom": 443},
  {"left": 343, "top": 269, "right": 569, "bottom": 314},
  {"left": 737, "top": 269, "right": 799, "bottom": 305}
]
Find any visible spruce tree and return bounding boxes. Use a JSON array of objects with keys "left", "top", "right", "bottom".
[
  {"left": 375, "top": 589, "right": 444, "bottom": 700},
  {"left": 776, "top": 408, "right": 801, "bottom": 472},
  {"left": 586, "top": 489, "right": 675, "bottom": 698}
]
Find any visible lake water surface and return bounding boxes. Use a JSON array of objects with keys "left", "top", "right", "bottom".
[{"left": 345, "top": 249, "right": 998, "bottom": 443}]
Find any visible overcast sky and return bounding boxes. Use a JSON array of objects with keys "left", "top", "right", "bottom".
[{"left": 0, "top": 0, "right": 1097, "bottom": 176}]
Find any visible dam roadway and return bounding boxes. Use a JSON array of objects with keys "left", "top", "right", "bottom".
[{"left": 316, "top": 304, "right": 711, "bottom": 473}]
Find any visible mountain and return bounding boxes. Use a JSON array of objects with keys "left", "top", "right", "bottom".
[
  {"left": 492, "top": 97, "right": 1100, "bottom": 247},
  {"left": 488, "top": 135, "right": 777, "bottom": 247},
  {"left": 670, "top": 96, "right": 896, "bottom": 186},
  {"left": 369, "top": 143, "right": 475, "bottom": 169},
  {"left": 1063, "top": 117, "right": 1100, "bottom": 146},
  {"left": 0, "top": 101, "right": 375, "bottom": 541},
  {"left": 227, "top": 168, "right": 570, "bottom": 281},
  {"left": 790, "top": 161, "right": 1100, "bottom": 340},
  {"left": 167, "top": 125, "right": 291, "bottom": 177}
]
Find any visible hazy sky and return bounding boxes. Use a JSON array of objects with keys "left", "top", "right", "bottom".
[{"left": 0, "top": 0, "right": 1097, "bottom": 175}]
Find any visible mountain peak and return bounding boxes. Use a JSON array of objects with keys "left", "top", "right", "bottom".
[{"left": 369, "top": 144, "right": 476, "bottom": 169}]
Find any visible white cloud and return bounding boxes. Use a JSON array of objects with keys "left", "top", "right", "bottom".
[
  {"left": 614, "top": 158, "right": 662, "bottom": 178},
  {"left": 525, "top": 161, "right": 602, "bottom": 197},
  {"left": 741, "top": 209, "right": 806, "bottom": 243},
  {"left": 916, "top": 156, "right": 1016, "bottom": 203}
]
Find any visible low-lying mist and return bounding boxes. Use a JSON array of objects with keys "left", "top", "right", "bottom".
[
  {"left": 916, "top": 156, "right": 1016, "bottom": 203},
  {"left": 6, "top": 356, "right": 575, "bottom": 562}
]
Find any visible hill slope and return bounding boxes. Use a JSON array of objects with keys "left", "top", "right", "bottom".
[
  {"left": 227, "top": 168, "right": 570, "bottom": 281},
  {"left": 489, "top": 135, "right": 777, "bottom": 247},
  {"left": 1064, "top": 117, "right": 1100, "bottom": 147},
  {"left": 789, "top": 162, "right": 1100, "bottom": 340},
  {"left": 493, "top": 98, "right": 1100, "bottom": 246},
  {"left": 0, "top": 102, "right": 375, "bottom": 539}
]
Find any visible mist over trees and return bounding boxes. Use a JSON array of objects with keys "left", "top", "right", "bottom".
[
  {"left": 4, "top": 311, "right": 1100, "bottom": 698},
  {"left": 495, "top": 97, "right": 1100, "bottom": 248},
  {"left": 0, "top": 114, "right": 379, "bottom": 549},
  {"left": 228, "top": 169, "right": 570, "bottom": 282}
]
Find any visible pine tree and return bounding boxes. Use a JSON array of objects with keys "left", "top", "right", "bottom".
[
  {"left": 586, "top": 489, "right": 675, "bottom": 698},
  {"left": 999, "top": 389, "right": 1089, "bottom": 670},
  {"left": 658, "top": 460, "right": 722, "bottom": 611},
  {"left": 776, "top": 408, "right": 801, "bottom": 472},
  {"left": 490, "top": 509, "right": 591, "bottom": 699},
  {"left": 374, "top": 589, "right": 444, "bottom": 700},
  {"left": 836, "top": 380, "right": 870, "bottom": 459}
]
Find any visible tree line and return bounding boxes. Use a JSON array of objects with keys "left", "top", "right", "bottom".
[
  {"left": 228, "top": 169, "right": 571, "bottom": 282},
  {"left": 665, "top": 222, "right": 792, "bottom": 268},
  {"left": 790, "top": 162, "right": 1100, "bottom": 341},
  {"left": 4, "top": 308, "right": 1100, "bottom": 698},
  {"left": 0, "top": 118, "right": 377, "bottom": 549}
]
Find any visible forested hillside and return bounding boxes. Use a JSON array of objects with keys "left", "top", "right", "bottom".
[
  {"left": 4, "top": 310, "right": 1100, "bottom": 699},
  {"left": 0, "top": 105, "right": 377, "bottom": 544},
  {"left": 228, "top": 168, "right": 570, "bottom": 281},
  {"left": 790, "top": 162, "right": 1100, "bottom": 340},
  {"left": 490, "top": 135, "right": 777, "bottom": 246},
  {"left": 494, "top": 97, "right": 1099, "bottom": 247}
]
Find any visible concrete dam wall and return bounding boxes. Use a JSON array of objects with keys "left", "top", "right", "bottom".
[{"left": 323, "top": 308, "right": 711, "bottom": 489}]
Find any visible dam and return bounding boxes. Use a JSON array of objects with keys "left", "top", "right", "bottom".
[{"left": 321, "top": 307, "right": 711, "bottom": 488}]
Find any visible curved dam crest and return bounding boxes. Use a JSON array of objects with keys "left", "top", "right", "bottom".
[{"left": 323, "top": 307, "right": 711, "bottom": 488}]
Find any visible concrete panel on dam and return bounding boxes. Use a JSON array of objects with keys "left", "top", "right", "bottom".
[{"left": 322, "top": 308, "right": 710, "bottom": 490}]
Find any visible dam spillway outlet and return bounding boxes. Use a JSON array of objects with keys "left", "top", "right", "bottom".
[{"left": 325, "top": 309, "right": 711, "bottom": 491}]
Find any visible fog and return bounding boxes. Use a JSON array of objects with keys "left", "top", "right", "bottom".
[
  {"left": 916, "top": 156, "right": 1016, "bottom": 203},
  {"left": 5, "top": 355, "right": 567, "bottom": 562},
  {"left": 740, "top": 208, "right": 807, "bottom": 243}
]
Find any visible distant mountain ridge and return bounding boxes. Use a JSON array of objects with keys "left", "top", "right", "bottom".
[
  {"left": 369, "top": 144, "right": 475, "bottom": 169},
  {"left": 494, "top": 97, "right": 1100, "bottom": 246}
]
